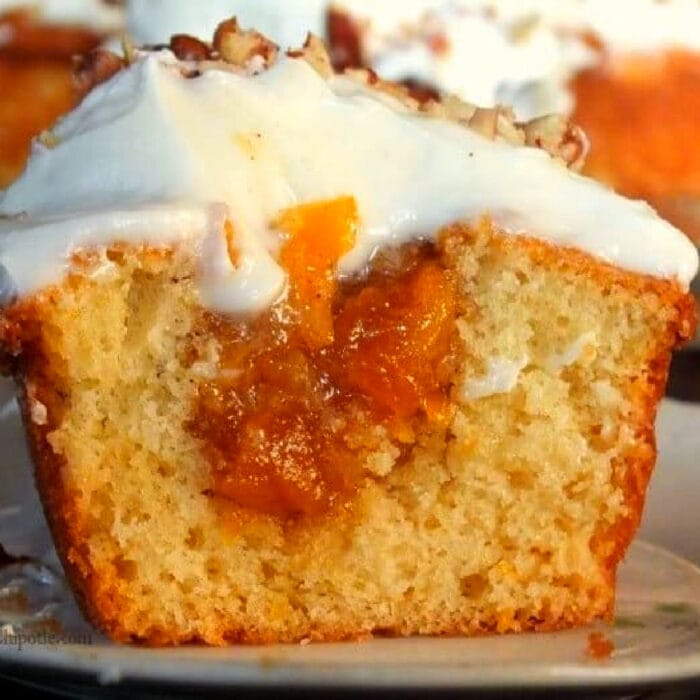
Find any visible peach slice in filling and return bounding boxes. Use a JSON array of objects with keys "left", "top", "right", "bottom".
[{"left": 190, "top": 198, "right": 460, "bottom": 518}]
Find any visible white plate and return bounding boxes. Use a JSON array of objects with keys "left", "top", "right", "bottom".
[
  {"left": 0, "top": 541, "right": 699, "bottom": 694},
  {"left": 641, "top": 399, "right": 700, "bottom": 564},
  {"left": 1, "top": 390, "right": 700, "bottom": 694}
]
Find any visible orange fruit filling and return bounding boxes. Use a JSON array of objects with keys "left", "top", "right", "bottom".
[
  {"left": 190, "top": 199, "right": 460, "bottom": 519},
  {"left": 331, "top": 260, "right": 458, "bottom": 420},
  {"left": 276, "top": 196, "right": 358, "bottom": 349}
]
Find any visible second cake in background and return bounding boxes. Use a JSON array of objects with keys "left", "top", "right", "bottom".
[
  {"left": 325, "top": 0, "right": 700, "bottom": 245},
  {"left": 0, "top": 0, "right": 123, "bottom": 187}
]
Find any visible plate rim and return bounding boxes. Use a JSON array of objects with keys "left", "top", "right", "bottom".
[{"left": 1, "top": 541, "right": 700, "bottom": 692}]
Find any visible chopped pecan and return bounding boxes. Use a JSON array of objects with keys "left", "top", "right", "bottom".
[
  {"left": 213, "top": 18, "right": 278, "bottom": 69},
  {"left": 170, "top": 34, "right": 212, "bottom": 62},
  {"left": 296, "top": 33, "right": 333, "bottom": 78},
  {"left": 423, "top": 94, "right": 477, "bottom": 123},
  {"left": 468, "top": 107, "right": 500, "bottom": 139},
  {"left": 344, "top": 68, "right": 420, "bottom": 111},
  {"left": 524, "top": 115, "right": 589, "bottom": 171},
  {"left": 402, "top": 78, "right": 441, "bottom": 104},
  {"left": 73, "top": 49, "right": 125, "bottom": 98},
  {"left": 496, "top": 109, "right": 526, "bottom": 147},
  {"left": 327, "top": 7, "right": 363, "bottom": 71},
  {"left": 212, "top": 17, "right": 239, "bottom": 53}
]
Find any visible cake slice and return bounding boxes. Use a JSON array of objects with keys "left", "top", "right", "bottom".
[{"left": 0, "top": 24, "right": 697, "bottom": 645}]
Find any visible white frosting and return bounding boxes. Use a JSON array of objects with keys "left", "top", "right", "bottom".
[
  {"left": 0, "top": 51, "right": 697, "bottom": 315},
  {"left": 337, "top": 0, "right": 700, "bottom": 118},
  {"left": 545, "top": 331, "right": 597, "bottom": 371},
  {"left": 462, "top": 356, "right": 528, "bottom": 400},
  {"left": 0, "top": 0, "right": 123, "bottom": 31},
  {"left": 122, "top": 1, "right": 700, "bottom": 120},
  {"left": 127, "top": 0, "right": 327, "bottom": 49},
  {"left": 463, "top": 333, "right": 602, "bottom": 400}
]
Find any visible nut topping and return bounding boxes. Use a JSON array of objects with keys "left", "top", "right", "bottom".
[
  {"left": 68, "top": 21, "right": 589, "bottom": 172},
  {"left": 524, "top": 115, "right": 590, "bottom": 171},
  {"left": 213, "top": 18, "right": 278, "bottom": 70},
  {"left": 170, "top": 34, "right": 212, "bottom": 62},
  {"left": 296, "top": 33, "right": 333, "bottom": 79},
  {"left": 73, "top": 49, "right": 125, "bottom": 98}
]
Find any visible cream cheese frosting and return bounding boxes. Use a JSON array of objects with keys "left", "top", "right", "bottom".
[
  {"left": 0, "top": 49, "right": 697, "bottom": 315},
  {"left": 127, "top": 0, "right": 327, "bottom": 49},
  {"left": 479, "top": 0, "right": 700, "bottom": 55},
  {"left": 335, "top": 0, "right": 700, "bottom": 118},
  {"left": 0, "top": 0, "right": 123, "bottom": 31},
  {"left": 462, "top": 357, "right": 529, "bottom": 401}
]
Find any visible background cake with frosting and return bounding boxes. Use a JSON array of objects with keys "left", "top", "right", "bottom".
[
  {"left": 0, "top": 23, "right": 697, "bottom": 645},
  {"left": 0, "top": 0, "right": 123, "bottom": 187},
  {"left": 322, "top": 0, "right": 700, "bottom": 245}
]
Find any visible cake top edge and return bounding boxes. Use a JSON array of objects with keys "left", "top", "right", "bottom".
[
  {"left": 121, "top": 1, "right": 700, "bottom": 124},
  {"left": 76, "top": 18, "right": 589, "bottom": 170}
]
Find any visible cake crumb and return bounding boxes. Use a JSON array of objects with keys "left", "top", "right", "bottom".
[
  {"left": 587, "top": 631, "right": 614, "bottom": 660},
  {"left": 38, "top": 131, "right": 61, "bottom": 149}
]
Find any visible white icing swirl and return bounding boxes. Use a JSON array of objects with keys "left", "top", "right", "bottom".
[
  {"left": 337, "top": 0, "right": 700, "bottom": 54},
  {"left": 0, "top": 51, "right": 696, "bottom": 315}
]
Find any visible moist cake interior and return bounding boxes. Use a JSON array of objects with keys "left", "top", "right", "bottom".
[{"left": 5, "top": 216, "right": 693, "bottom": 643}]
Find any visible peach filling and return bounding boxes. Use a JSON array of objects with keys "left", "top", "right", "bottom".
[{"left": 190, "top": 198, "right": 460, "bottom": 519}]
